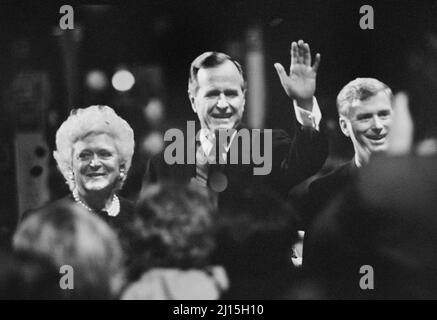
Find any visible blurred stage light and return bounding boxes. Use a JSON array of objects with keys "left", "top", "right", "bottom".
[
  {"left": 112, "top": 69, "right": 135, "bottom": 92},
  {"left": 85, "top": 70, "right": 108, "bottom": 91},
  {"left": 143, "top": 98, "right": 165, "bottom": 124},
  {"left": 141, "top": 131, "right": 164, "bottom": 156}
]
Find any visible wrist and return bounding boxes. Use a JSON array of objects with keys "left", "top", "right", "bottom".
[{"left": 295, "top": 97, "right": 314, "bottom": 111}]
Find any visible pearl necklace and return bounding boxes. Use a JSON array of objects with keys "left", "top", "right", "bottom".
[{"left": 72, "top": 189, "right": 120, "bottom": 217}]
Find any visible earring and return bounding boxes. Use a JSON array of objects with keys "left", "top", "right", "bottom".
[
  {"left": 119, "top": 170, "right": 125, "bottom": 180},
  {"left": 67, "top": 171, "right": 76, "bottom": 189}
]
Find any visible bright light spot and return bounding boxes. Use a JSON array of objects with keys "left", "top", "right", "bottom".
[
  {"left": 143, "top": 98, "right": 165, "bottom": 124},
  {"left": 112, "top": 70, "right": 135, "bottom": 92},
  {"left": 85, "top": 70, "right": 108, "bottom": 91},
  {"left": 142, "top": 132, "right": 164, "bottom": 156}
]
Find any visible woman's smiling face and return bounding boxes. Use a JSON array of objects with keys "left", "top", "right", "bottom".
[{"left": 72, "top": 133, "right": 122, "bottom": 195}]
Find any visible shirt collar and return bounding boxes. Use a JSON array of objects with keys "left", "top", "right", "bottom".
[{"left": 199, "top": 128, "right": 238, "bottom": 157}]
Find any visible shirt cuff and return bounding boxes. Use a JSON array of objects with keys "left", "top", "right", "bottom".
[{"left": 293, "top": 97, "right": 322, "bottom": 131}]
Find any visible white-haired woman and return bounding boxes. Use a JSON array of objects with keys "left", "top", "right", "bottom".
[
  {"left": 23, "top": 105, "right": 137, "bottom": 253},
  {"left": 53, "top": 105, "right": 134, "bottom": 215},
  {"left": 53, "top": 106, "right": 135, "bottom": 225}
]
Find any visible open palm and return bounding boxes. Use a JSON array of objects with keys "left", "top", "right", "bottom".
[{"left": 275, "top": 40, "right": 321, "bottom": 102}]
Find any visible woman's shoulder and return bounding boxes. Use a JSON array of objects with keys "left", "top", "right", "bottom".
[
  {"left": 118, "top": 196, "right": 135, "bottom": 211},
  {"left": 117, "top": 196, "right": 136, "bottom": 221}
]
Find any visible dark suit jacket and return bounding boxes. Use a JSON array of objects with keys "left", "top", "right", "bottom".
[
  {"left": 303, "top": 154, "right": 437, "bottom": 299},
  {"left": 142, "top": 121, "right": 328, "bottom": 201},
  {"left": 297, "top": 159, "right": 357, "bottom": 230}
]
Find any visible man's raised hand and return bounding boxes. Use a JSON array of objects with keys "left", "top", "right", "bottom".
[
  {"left": 386, "top": 92, "right": 414, "bottom": 156},
  {"left": 274, "top": 40, "right": 321, "bottom": 111}
]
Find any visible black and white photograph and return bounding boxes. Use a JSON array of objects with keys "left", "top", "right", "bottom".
[{"left": 0, "top": 0, "right": 437, "bottom": 303}]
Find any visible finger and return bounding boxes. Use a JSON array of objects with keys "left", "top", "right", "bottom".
[
  {"left": 274, "top": 63, "right": 287, "bottom": 84},
  {"left": 386, "top": 92, "right": 414, "bottom": 155},
  {"left": 304, "top": 43, "right": 311, "bottom": 66},
  {"left": 297, "top": 39, "right": 305, "bottom": 64},
  {"left": 312, "top": 53, "right": 321, "bottom": 73},
  {"left": 416, "top": 138, "right": 437, "bottom": 156},
  {"left": 290, "top": 41, "right": 298, "bottom": 69}
]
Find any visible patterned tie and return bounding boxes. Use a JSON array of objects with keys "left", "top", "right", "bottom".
[
  {"left": 192, "top": 134, "right": 230, "bottom": 190},
  {"left": 193, "top": 143, "right": 210, "bottom": 187}
]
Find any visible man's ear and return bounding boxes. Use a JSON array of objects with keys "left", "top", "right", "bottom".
[
  {"left": 339, "top": 116, "right": 350, "bottom": 137},
  {"left": 188, "top": 91, "right": 197, "bottom": 114}
]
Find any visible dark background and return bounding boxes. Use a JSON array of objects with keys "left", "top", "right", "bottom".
[{"left": 1, "top": 1, "right": 435, "bottom": 127}]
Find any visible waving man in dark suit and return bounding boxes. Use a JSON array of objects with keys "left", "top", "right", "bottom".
[{"left": 143, "top": 40, "right": 328, "bottom": 202}]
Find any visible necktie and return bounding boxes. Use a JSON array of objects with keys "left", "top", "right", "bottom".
[
  {"left": 193, "top": 144, "right": 210, "bottom": 187},
  {"left": 192, "top": 136, "right": 229, "bottom": 192}
]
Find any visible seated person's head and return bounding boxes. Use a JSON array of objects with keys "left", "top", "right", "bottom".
[
  {"left": 337, "top": 78, "right": 393, "bottom": 165},
  {"left": 128, "top": 183, "right": 216, "bottom": 279},
  {"left": 0, "top": 250, "right": 61, "bottom": 299},
  {"left": 13, "top": 200, "right": 124, "bottom": 299},
  {"left": 214, "top": 188, "right": 299, "bottom": 299}
]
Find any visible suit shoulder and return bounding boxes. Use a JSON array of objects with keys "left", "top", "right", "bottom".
[{"left": 310, "top": 162, "right": 353, "bottom": 192}]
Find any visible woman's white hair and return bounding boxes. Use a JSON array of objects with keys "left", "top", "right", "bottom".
[{"left": 53, "top": 105, "right": 135, "bottom": 192}]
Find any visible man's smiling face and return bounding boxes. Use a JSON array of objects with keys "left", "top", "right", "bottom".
[
  {"left": 190, "top": 60, "right": 246, "bottom": 132},
  {"left": 340, "top": 91, "right": 393, "bottom": 163}
]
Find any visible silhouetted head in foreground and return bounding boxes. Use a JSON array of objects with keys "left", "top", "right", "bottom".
[{"left": 214, "top": 188, "right": 299, "bottom": 299}]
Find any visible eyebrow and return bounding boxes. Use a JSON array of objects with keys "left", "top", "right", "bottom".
[
  {"left": 205, "top": 88, "right": 240, "bottom": 94},
  {"left": 205, "top": 89, "right": 221, "bottom": 95},
  {"left": 356, "top": 113, "right": 373, "bottom": 119},
  {"left": 78, "top": 146, "right": 114, "bottom": 153}
]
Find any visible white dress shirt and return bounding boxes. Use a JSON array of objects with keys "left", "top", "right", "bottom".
[{"left": 199, "top": 97, "right": 322, "bottom": 158}]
